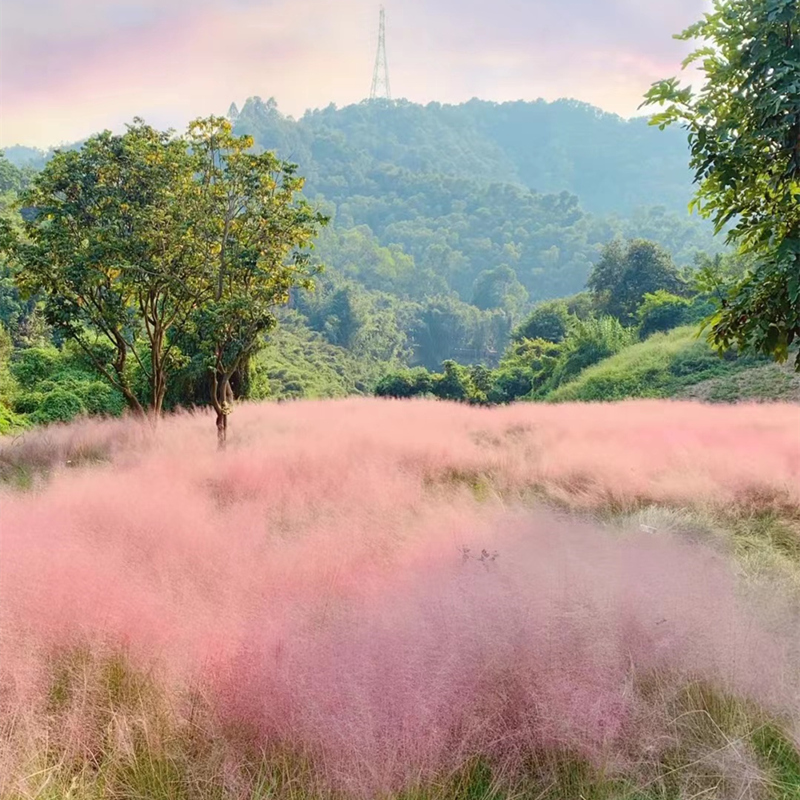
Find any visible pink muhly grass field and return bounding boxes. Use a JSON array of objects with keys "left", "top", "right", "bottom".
[{"left": 1, "top": 398, "right": 799, "bottom": 795}]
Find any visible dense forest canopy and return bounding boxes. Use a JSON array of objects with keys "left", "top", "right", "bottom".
[{"left": 231, "top": 98, "right": 696, "bottom": 217}]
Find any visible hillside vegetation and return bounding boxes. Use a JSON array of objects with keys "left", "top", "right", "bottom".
[
  {"left": 2, "top": 100, "right": 722, "bottom": 386},
  {"left": 546, "top": 327, "right": 768, "bottom": 403}
]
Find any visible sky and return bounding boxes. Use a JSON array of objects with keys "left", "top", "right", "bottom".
[{"left": 0, "top": 0, "right": 710, "bottom": 149}]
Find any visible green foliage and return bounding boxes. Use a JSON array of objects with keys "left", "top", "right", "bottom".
[
  {"left": 375, "top": 368, "right": 434, "bottom": 399},
  {"left": 375, "top": 337, "right": 563, "bottom": 405},
  {"left": 182, "top": 117, "right": 328, "bottom": 432},
  {"left": 375, "top": 360, "right": 494, "bottom": 405},
  {"left": 9, "top": 346, "right": 58, "bottom": 388},
  {"left": 434, "top": 360, "right": 472, "bottom": 402},
  {"left": 409, "top": 295, "right": 509, "bottom": 371},
  {"left": 3, "top": 99, "right": 748, "bottom": 427},
  {"left": 513, "top": 300, "right": 571, "bottom": 343},
  {"left": 234, "top": 98, "right": 723, "bottom": 310},
  {"left": 645, "top": 0, "right": 800, "bottom": 367},
  {"left": 237, "top": 97, "right": 699, "bottom": 218},
  {"left": 0, "top": 153, "right": 35, "bottom": 194},
  {"left": 8, "top": 344, "right": 126, "bottom": 424},
  {"left": 31, "top": 388, "right": 86, "bottom": 424},
  {"left": 250, "top": 312, "right": 383, "bottom": 400},
  {"left": 5, "top": 117, "right": 327, "bottom": 433},
  {"left": 637, "top": 291, "right": 692, "bottom": 339},
  {"left": 297, "top": 277, "right": 413, "bottom": 365},
  {"left": 10, "top": 120, "right": 204, "bottom": 414},
  {"left": 471, "top": 264, "right": 528, "bottom": 319},
  {"left": 494, "top": 338, "right": 562, "bottom": 401},
  {"left": 588, "top": 239, "right": 685, "bottom": 324},
  {"left": 0, "top": 325, "right": 26, "bottom": 433},
  {"left": 547, "top": 316, "right": 635, "bottom": 390}
]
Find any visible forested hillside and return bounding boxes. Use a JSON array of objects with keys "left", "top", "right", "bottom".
[
  {"left": 229, "top": 98, "right": 721, "bottom": 300},
  {"left": 232, "top": 98, "right": 695, "bottom": 216},
  {"left": 1, "top": 98, "right": 733, "bottom": 422}
]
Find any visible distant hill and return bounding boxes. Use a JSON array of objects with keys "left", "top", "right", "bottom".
[
  {"left": 233, "top": 97, "right": 695, "bottom": 218},
  {"left": 226, "top": 97, "right": 720, "bottom": 309}
]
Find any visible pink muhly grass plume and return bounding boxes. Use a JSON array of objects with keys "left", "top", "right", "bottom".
[{"left": 0, "top": 398, "right": 798, "bottom": 796}]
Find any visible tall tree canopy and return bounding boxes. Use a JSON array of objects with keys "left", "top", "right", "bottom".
[
  {"left": 587, "top": 239, "right": 684, "bottom": 324},
  {"left": 645, "top": 0, "right": 800, "bottom": 366},
  {"left": 11, "top": 122, "right": 200, "bottom": 414},
  {"left": 184, "top": 117, "right": 328, "bottom": 442},
  {"left": 7, "top": 118, "right": 327, "bottom": 437}
]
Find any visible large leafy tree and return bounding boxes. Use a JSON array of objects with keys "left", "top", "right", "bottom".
[
  {"left": 644, "top": 0, "right": 800, "bottom": 366},
  {"left": 185, "top": 118, "right": 328, "bottom": 443},
  {"left": 7, "top": 118, "right": 327, "bottom": 434},
  {"left": 10, "top": 122, "right": 201, "bottom": 415},
  {"left": 587, "top": 239, "right": 684, "bottom": 323}
]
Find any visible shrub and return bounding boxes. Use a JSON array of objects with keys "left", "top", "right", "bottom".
[
  {"left": 32, "top": 388, "right": 86, "bottom": 424},
  {"left": 637, "top": 291, "right": 692, "bottom": 338},
  {"left": 487, "top": 366, "right": 534, "bottom": 404},
  {"left": 548, "top": 316, "right": 634, "bottom": 389},
  {"left": 75, "top": 380, "right": 127, "bottom": 416},
  {"left": 491, "top": 338, "right": 562, "bottom": 402},
  {"left": 375, "top": 368, "right": 434, "bottom": 398},
  {"left": 432, "top": 360, "right": 471, "bottom": 401},
  {"left": 9, "top": 346, "right": 59, "bottom": 388}
]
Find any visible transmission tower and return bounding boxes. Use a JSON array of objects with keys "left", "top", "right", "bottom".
[{"left": 370, "top": 6, "right": 391, "bottom": 101}]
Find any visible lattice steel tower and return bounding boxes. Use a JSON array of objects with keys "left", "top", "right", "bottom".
[{"left": 370, "top": 6, "right": 391, "bottom": 101}]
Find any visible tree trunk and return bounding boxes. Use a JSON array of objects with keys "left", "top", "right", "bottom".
[
  {"left": 216, "top": 410, "right": 227, "bottom": 448},
  {"left": 213, "top": 369, "right": 235, "bottom": 450}
]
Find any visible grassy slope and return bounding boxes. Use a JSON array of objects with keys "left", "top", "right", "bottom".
[
  {"left": 680, "top": 362, "right": 800, "bottom": 404},
  {"left": 546, "top": 327, "right": 777, "bottom": 403}
]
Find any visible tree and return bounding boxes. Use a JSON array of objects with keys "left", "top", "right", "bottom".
[
  {"left": 588, "top": 239, "right": 684, "bottom": 323},
  {"left": 644, "top": 0, "right": 800, "bottom": 367},
  {"left": 471, "top": 264, "right": 528, "bottom": 319},
  {"left": 186, "top": 118, "right": 328, "bottom": 444},
  {"left": 7, "top": 118, "right": 326, "bottom": 437},
  {"left": 513, "top": 300, "right": 571, "bottom": 342},
  {"left": 10, "top": 121, "right": 201, "bottom": 415}
]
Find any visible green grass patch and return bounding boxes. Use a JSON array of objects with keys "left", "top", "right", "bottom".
[{"left": 546, "top": 327, "right": 768, "bottom": 403}]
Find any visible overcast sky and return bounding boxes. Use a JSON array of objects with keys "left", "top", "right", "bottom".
[{"left": 0, "top": 0, "right": 709, "bottom": 149}]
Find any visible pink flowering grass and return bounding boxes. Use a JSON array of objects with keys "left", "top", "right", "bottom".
[{"left": 1, "top": 398, "right": 799, "bottom": 798}]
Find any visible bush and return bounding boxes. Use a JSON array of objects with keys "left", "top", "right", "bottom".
[
  {"left": 6, "top": 344, "right": 129, "bottom": 424},
  {"left": 72, "top": 380, "right": 127, "bottom": 416},
  {"left": 548, "top": 316, "right": 634, "bottom": 389},
  {"left": 637, "top": 291, "right": 691, "bottom": 339},
  {"left": 13, "top": 391, "right": 45, "bottom": 415},
  {"left": 487, "top": 366, "right": 533, "bottom": 404},
  {"left": 32, "top": 389, "right": 86, "bottom": 424},
  {"left": 376, "top": 368, "right": 434, "bottom": 398},
  {"left": 0, "top": 403, "right": 27, "bottom": 435},
  {"left": 432, "top": 361, "right": 471, "bottom": 402},
  {"left": 10, "top": 347, "right": 59, "bottom": 388},
  {"left": 491, "top": 338, "right": 562, "bottom": 402}
]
